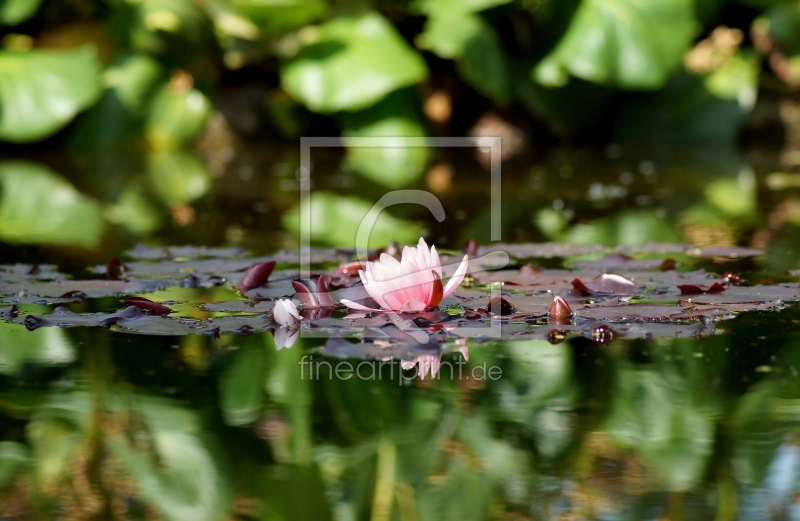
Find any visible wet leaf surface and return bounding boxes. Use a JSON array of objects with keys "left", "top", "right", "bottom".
[{"left": 0, "top": 242, "right": 793, "bottom": 355}]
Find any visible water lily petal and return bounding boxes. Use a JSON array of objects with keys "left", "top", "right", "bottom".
[{"left": 442, "top": 254, "right": 469, "bottom": 297}]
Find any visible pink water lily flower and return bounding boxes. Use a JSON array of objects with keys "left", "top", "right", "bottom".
[{"left": 341, "top": 238, "right": 468, "bottom": 313}]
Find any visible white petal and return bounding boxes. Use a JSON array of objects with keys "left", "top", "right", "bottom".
[
  {"left": 442, "top": 255, "right": 469, "bottom": 298},
  {"left": 340, "top": 298, "right": 381, "bottom": 312}
]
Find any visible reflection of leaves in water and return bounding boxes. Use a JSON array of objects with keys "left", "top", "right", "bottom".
[
  {"left": 147, "top": 150, "right": 211, "bottom": 205},
  {"left": 0, "top": 325, "right": 74, "bottom": 376},
  {"left": 282, "top": 192, "right": 421, "bottom": 248},
  {"left": 108, "top": 396, "right": 233, "bottom": 521},
  {"left": 0, "top": 161, "right": 104, "bottom": 249},
  {"left": 219, "top": 342, "right": 266, "bottom": 426},
  {"left": 0, "top": 441, "right": 29, "bottom": 487},
  {"left": 605, "top": 359, "right": 716, "bottom": 491}
]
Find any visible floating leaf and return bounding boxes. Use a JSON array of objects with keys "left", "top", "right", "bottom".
[
  {"left": 280, "top": 13, "right": 428, "bottom": 113},
  {"left": 0, "top": 46, "right": 102, "bottom": 142},
  {"left": 125, "top": 244, "right": 247, "bottom": 260},
  {"left": 19, "top": 306, "right": 143, "bottom": 330}
]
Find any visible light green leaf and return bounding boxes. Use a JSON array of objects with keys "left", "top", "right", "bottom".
[
  {"left": 147, "top": 150, "right": 211, "bottom": 205},
  {"left": 106, "top": 53, "right": 165, "bottom": 115},
  {"left": 606, "top": 367, "right": 715, "bottom": 491},
  {"left": 110, "top": 398, "right": 232, "bottom": 521},
  {"left": 0, "top": 441, "right": 29, "bottom": 487},
  {"left": 341, "top": 89, "right": 430, "bottom": 188},
  {"left": 145, "top": 83, "right": 211, "bottom": 149},
  {"left": 0, "top": 0, "right": 42, "bottom": 25},
  {"left": 281, "top": 13, "right": 428, "bottom": 113},
  {"left": 535, "top": 0, "right": 695, "bottom": 89},
  {"left": 565, "top": 209, "right": 682, "bottom": 246},
  {"left": 282, "top": 191, "right": 422, "bottom": 248},
  {"left": 413, "top": 0, "right": 512, "bottom": 15},
  {"left": 27, "top": 417, "right": 83, "bottom": 487},
  {"left": 0, "top": 46, "right": 102, "bottom": 143},
  {"left": 0, "top": 326, "right": 75, "bottom": 376},
  {"left": 67, "top": 53, "right": 165, "bottom": 149},
  {"left": 105, "top": 181, "right": 165, "bottom": 236},
  {"left": 232, "top": 0, "right": 328, "bottom": 33},
  {"left": 0, "top": 161, "right": 104, "bottom": 248},
  {"left": 704, "top": 51, "right": 759, "bottom": 111},
  {"left": 220, "top": 345, "right": 265, "bottom": 426},
  {"left": 421, "top": 12, "right": 509, "bottom": 102}
]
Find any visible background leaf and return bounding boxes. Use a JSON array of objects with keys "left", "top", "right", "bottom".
[
  {"left": 340, "top": 89, "right": 431, "bottom": 188},
  {"left": 0, "top": 46, "right": 102, "bottom": 143},
  {"left": 0, "top": 0, "right": 42, "bottom": 25},
  {"left": 0, "top": 161, "right": 104, "bottom": 248},
  {"left": 280, "top": 13, "right": 429, "bottom": 113},
  {"left": 535, "top": 0, "right": 696, "bottom": 89}
]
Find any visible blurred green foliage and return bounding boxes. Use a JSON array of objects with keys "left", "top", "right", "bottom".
[
  {"left": 0, "top": 0, "right": 796, "bottom": 189},
  {"left": 3, "top": 312, "right": 800, "bottom": 518}
]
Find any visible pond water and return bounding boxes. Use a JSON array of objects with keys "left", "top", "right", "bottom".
[{"left": 2, "top": 144, "right": 800, "bottom": 520}]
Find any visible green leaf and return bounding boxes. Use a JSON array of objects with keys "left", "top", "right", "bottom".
[
  {"left": 340, "top": 89, "right": 431, "bottom": 188},
  {"left": 109, "top": 398, "right": 232, "bottom": 521},
  {"left": 220, "top": 345, "right": 266, "bottom": 426},
  {"left": 0, "top": 441, "right": 29, "bottom": 487},
  {"left": 535, "top": 0, "right": 695, "bottom": 89},
  {"left": 281, "top": 13, "right": 429, "bottom": 113},
  {"left": 564, "top": 209, "right": 682, "bottom": 246},
  {"left": 421, "top": 12, "right": 509, "bottom": 102},
  {"left": 282, "top": 191, "right": 422, "bottom": 248},
  {"left": 517, "top": 73, "right": 613, "bottom": 136},
  {"left": 0, "top": 326, "right": 75, "bottom": 377},
  {"left": 232, "top": 0, "right": 328, "bottom": 33},
  {"left": 145, "top": 83, "right": 211, "bottom": 149},
  {"left": 105, "top": 181, "right": 165, "bottom": 236},
  {"left": 0, "top": 161, "right": 104, "bottom": 248},
  {"left": 0, "top": 0, "right": 42, "bottom": 25},
  {"left": 68, "top": 53, "right": 165, "bottom": 149},
  {"left": 0, "top": 46, "right": 102, "bottom": 143},
  {"left": 614, "top": 63, "right": 757, "bottom": 148},
  {"left": 758, "top": 2, "right": 800, "bottom": 56},
  {"left": 259, "top": 465, "right": 333, "bottom": 520},
  {"left": 413, "top": 0, "right": 512, "bottom": 15},
  {"left": 147, "top": 150, "right": 211, "bottom": 205},
  {"left": 107, "top": 53, "right": 166, "bottom": 115},
  {"left": 606, "top": 367, "right": 715, "bottom": 491}
]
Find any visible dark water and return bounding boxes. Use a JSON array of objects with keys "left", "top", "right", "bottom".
[{"left": 2, "top": 144, "right": 800, "bottom": 520}]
